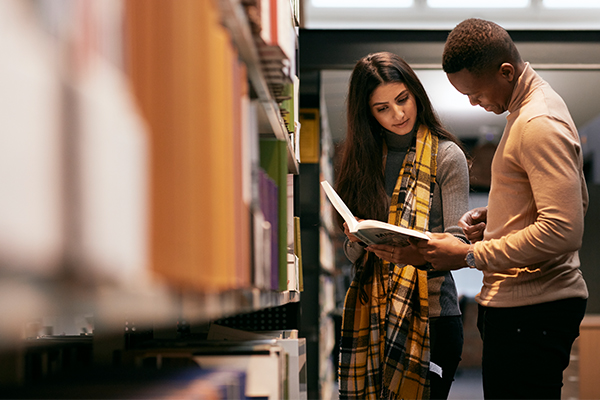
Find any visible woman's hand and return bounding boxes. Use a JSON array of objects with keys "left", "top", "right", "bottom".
[
  {"left": 343, "top": 220, "right": 363, "bottom": 243},
  {"left": 458, "top": 207, "right": 487, "bottom": 243},
  {"left": 366, "top": 242, "right": 427, "bottom": 266}
]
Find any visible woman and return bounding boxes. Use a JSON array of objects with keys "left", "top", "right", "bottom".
[{"left": 336, "top": 52, "right": 469, "bottom": 400}]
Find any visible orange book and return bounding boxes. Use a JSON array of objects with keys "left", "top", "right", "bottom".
[
  {"left": 125, "top": 0, "right": 219, "bottom": 290},
  {"left": 206, "top": 16, "right": 236, "bottom": 291},
  {"left": 233, "top": 60, "right": 252, "bottom": 288}
]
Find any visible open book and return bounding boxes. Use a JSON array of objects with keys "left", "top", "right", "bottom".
[{"left": 321, "top": 180, "right": 429, "bottom": 247}]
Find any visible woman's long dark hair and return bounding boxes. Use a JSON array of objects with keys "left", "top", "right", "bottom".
[{"left": 336, "top": 52, "right": 466, "bottom": 303}]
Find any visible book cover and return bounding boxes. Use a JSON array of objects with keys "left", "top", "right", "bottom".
[
  {"left": 127, "top": 0, "right": 240, "bottom": 291},
  {"left": 206, "top": 326, "right": 307, "bottom": 400},
  {"left": 0, "top": 1, "right": 64, "bottom": 276},
  {"left": 268, "top": 174, "right": 279, "bottom": 291},
  {"left": 258, "top": 169, "right": 277, "bottom": 290},
  {"left": 293, "top": 216, "right": 304, "bottom": 292},
  {"left": 233, "top": 53, "right": 251, "bottom": 289},
  {"left": 298, "top": 108, "right": 319, "bottom": 164},
  {"left": 192, "top": 341, "right": 285, "bottom": 400},
  {"left": 320, "top": 180, "right": 429, "bottom": 247},
  {"left": 260, "top": 139, "right": 288, "bottom": 291}
]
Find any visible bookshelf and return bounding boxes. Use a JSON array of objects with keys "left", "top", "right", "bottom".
[
  {"left": 218, "top": 0, "right": 299, "bottom": 175},
  {"left": 317, "top": 101, "right": 338, "bottom": 400},
  {"left": 297, "top": 101, "right": 340, "bottom": 399},
  {"left": 0, "top": 0, "right": 304, "bottom": 397},
  {"left": 124, "top": 0, "right": 302, "bottom": 308}
]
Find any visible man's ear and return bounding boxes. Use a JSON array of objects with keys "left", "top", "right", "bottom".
[{"left": 499, "top": 63, "right": 515, "bottom": 82}]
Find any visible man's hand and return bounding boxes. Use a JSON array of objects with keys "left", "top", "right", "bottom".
[
  {"left": 458, "top": 207, "right": 487, "bottom": 243},
  {"left": 416, "top": 233, "right": 470, "bottom": 271}
]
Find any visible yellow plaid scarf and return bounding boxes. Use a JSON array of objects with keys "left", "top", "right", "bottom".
[{"left": 339, "top": 125, "right": 438, "bottom": 400}]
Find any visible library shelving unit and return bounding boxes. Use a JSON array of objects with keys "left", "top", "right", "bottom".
[
  {"left": 124, "top": 0, "right": 302, "bottom": 322},
  {"left": 0, "top": 0, "right": 304, "bottom": 398},
  {"left": 316, "top": 103, "right": 338, "bottom": 400},
  {"left": 297, "top": 98, "right": 343, "bottom": 400}
]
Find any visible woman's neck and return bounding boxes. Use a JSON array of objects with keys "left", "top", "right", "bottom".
[{"left": 383, "top": 125, "right": 416, "bottom": 151}]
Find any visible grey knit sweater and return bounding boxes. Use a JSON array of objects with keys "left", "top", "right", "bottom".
[{"left": 343, "top": 129, "right": 469, "bottom": 317}]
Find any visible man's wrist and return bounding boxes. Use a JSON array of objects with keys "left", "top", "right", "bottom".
[{"left": 465, "top": 244, "right": 477, "bottom": 269}]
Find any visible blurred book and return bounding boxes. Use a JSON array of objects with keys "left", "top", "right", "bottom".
[
  {"left": 192, "top": 340, "right": 286, "bottom": 400},
  {"left": 207, "top": 325, "right": 307, "bottom": 400}
]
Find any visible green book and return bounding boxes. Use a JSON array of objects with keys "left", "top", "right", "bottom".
[{"left": 260, "top": 139, "right": 288, "bottom": 291}]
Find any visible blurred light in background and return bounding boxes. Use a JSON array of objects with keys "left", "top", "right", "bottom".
[
  {"left": 428, "top": 0, "right": 529, "bottom": 8},
  {"left": 543, "top": 0, "right": 600, "bottom": 8},
  {"left": 312, "top": 0, "right": 413, "bottom": 7}
]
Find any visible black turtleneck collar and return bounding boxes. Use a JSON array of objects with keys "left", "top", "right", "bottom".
[{"left": 383, "top": 124, "right": 417, "bottom": 152}]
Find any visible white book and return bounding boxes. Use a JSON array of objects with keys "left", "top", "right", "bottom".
[
  {"left": 206, "top": 326, "right": 307, "bottom": 400},
  {"left": 320, "top": 180, "right": 429, "bottom": 246},
  {"left": 74, "top": 52, "right": 149, "bottom": 285},
  {"left": 0, "top": 1, "right": 64, "bottom": 275},
  {"left": 193, "top": 342, "right": 285, "bottom": 400}
]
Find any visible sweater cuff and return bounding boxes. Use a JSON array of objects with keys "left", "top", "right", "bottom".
[{"left": 344, "top": 239, "right": 366, "bottom": 263}]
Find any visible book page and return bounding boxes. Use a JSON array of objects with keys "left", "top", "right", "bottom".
[
  {"left": 320, "top": 181, "right": 358, "bottom": 231},
  {"left": 354, "top": 219, "right": 429, "bottom": 246},
  {"left": 356, "top": 220, "right": 429, "bottom": 241},
  {"left": 321, "top": 180, "right": 430, "bottom": 246}
]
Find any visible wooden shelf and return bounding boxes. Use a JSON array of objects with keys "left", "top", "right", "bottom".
[{"left": 0, "top": 273, "right": 300, "bottom": 346}]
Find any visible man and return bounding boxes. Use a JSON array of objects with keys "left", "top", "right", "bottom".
[{"left": 416, "top": 18, "right": 588, "bottom": 399}]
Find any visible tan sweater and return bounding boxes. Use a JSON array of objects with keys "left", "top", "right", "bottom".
[{"left": 473, "top": 63, "right": 589, "bottom": 307}]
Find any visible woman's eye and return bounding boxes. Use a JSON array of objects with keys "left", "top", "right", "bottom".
[
  {"left": 397, "top": 96, "right": 408, "bottom": 104},
  {"left": 376, "top": 106, "right": 387, "bottom": 112}
]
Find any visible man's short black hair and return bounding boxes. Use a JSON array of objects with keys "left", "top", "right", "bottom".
[{"left": 442, "top": 18, "right": 522, "bottom": 76}]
